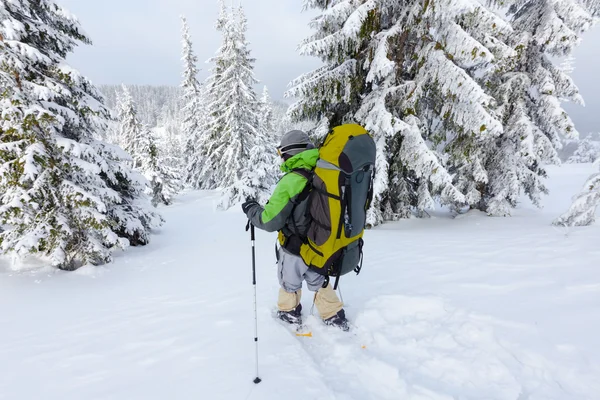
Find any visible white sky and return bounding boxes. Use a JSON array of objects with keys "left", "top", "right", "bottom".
[{"left": 57, "top": 0, "right": 600, "bottom": 134}]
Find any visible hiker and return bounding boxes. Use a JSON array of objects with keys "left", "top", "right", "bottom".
[{"left": 241, "top": 130, "right": 349, "bottom": 331}]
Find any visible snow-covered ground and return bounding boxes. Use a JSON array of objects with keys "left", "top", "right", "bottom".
[{"left": 1, "top": 163, "right": 599, "bottom": 400}]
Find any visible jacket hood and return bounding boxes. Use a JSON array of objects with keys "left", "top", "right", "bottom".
[{"left": 280, "top": 148, "right": 319, "bottom": 173}]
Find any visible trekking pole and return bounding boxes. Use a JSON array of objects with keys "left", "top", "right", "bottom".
[{"left": 247, "top": 221, "right": 261, "bottom": 384}]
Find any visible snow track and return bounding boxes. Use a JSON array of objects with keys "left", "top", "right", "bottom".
[
  {"left": 278, "top": 294, "right": 600, "bottom": 400},
  {"left": 1, "top": 165, "right": 599, "bottom": 399}
]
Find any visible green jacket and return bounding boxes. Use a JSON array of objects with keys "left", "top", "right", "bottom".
[{"left": 247, "top": 149, "right": 318, "bottom": 233}]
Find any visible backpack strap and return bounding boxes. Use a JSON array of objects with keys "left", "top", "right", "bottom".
[
  {"left": 291, "top": 168, "right": 312, "bottom": 185},
  {"left": 354, "top": 238, "right": 364, "bottom": 275},
  {"left": 290, "top": 168, "right": 313, "bottom": 206},
  {"left": 290, "top": 168, "right": 313, "bottom": 237},
  {"left": 280, "top": 168, "right": 314, "bottom": 254}
]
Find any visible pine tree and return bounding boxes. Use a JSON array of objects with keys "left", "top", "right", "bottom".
[
  {"left": 257, "top": 86, "right": 279, "bottom": 183},
  {"left": 259, "top": 86, "right": 276, "bottom": 142},
  {"left": 180, "top": 16, "right": 205, "bottom": 188},
  {"left": 554, "top": 161, "right": 600, "bottom": 227},
  {"left": 209, "top": 4, "right": 259, "bottom": 189},
  {"left": 105, "top": 88, "right": 125, "bottom": 145},
  {"left": 567, "top": 137, "right": 600, "bottom": 164},
  {"left": 139, "top": 129, "right": 181, "bottom": 206},
  {"left": 0, "top": 0, "right": 162, "bottom": 270},
  {"left": 100, "top": 85, "right": 183, "bottom": 131},
  {"left": 203, "top": 4, "right": 269, "bottom": 207},
  {"left": 560, "top": 54, "right": 576, "bottom": 76},
  {"left": 117, "top": 85, "right": 146, "bottom": 169},
  {"left": 116, "top": 87, "right": 180, "bottom": 206},
  {"left": 187, "top": 0, "right": 231, "bottom": 190},
  {"left": 482, "top": 0, "right": 600, "bottom": 216},
  {"left": 288, "top": 1, "right": 520, "bottom": 224},
  {"left": 101, "top": 85, "right": 184, "bottom": 179},
  {"left": 219, "top": 86, "right": 279, "bottom": 208}
]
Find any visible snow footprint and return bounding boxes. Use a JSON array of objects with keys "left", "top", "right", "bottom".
[{"left": 353, "top": 295, "right": 598, "bottom": 399}]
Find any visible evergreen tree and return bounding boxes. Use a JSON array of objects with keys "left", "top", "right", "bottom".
[
  {"left": 101, "top": 85, "right": 184, "bottom": 176},
  {"left": 219, "top": 86, "right": 279, "bottom": 208},
  {"left": 567, "top": 137, "right": 600, "bottom": 164},
  {"left": 105, "top": 88, "right": 125, "bottom": 145},
  {"left": 100, "top": 85, "right": 183, "bottom": 131},
  {"left": 139, "top": 129, "right": 181, "bottom": 206},
  {"left": 560, "top": 54, "right": 576, "bottom": 76},
  {"left": 218, "top": 138, "right": 275, "bottom": 209},
  {"left": 483, "top": 0, "right": 600, "bottom": 216},
  {"left": 259, "top": 86, "right": 276, "bottom": 142},
  {"left": 187, "top": 0, "right": 231, "bottom": 190},
  {"left": 554, "top": 161, "right": 600, "bottom": 227},
  {"left": 117, "top": 85, "right": 146, "bottom": 169},
  {"left": 180, "top": 16, "right": 204, "bottom": 187},
  {"left": 210, "top": 4, "right": 259, "bottom": 189},
  {"left": 290, "top": 0, "right": 600, "bottom": 222},
  {"left": 288, "top": 1, "right": 519, "bottom": 224},
  {"left": 257, "top": 86, "right": 279, "bottom": 182},
  {"left": 156, "top": 124, "right": 184, "bottom": 173},
  {"left": 117, "top": 87, "right": 180, "bottom": 206},
  {"left": 0, "top": 0, "right": 162, "bottom": 270},
  {"left": 203, "top": 4, "right": 269, "bottom": 208}
]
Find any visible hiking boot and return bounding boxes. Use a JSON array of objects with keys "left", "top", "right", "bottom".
[
  {"left": 324, "top": 309, "right": 350, "bottom": 332},
  {"left": 277, "top": 303, "right": 302, "bottom": 325}
]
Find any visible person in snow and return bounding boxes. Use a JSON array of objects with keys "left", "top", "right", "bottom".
[{"left": 242, "top": 130, "right": 349, "bottom": 331}]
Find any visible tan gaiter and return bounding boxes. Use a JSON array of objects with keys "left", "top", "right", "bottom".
[
  {"left": 277, "top": 288, "right": 302, "bottom": 312},
  {"left": 314, "top": 284, "right": 343, "bottom": 320}
]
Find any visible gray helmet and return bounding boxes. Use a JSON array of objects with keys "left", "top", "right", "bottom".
[{"left": 278, "top": 130, "right": 315, "bottom": 158}]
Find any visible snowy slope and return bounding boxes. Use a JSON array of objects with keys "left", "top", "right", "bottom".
[{"left": 1, "top": 164, "right": 599, "bottom": 400}]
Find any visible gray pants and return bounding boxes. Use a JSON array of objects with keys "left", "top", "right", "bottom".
[
  {"left": 276, "top": 246, "right": 343, "bottom": 319},
  {"left": 278, "top": 246, "right": 325, "bottom": 293}
]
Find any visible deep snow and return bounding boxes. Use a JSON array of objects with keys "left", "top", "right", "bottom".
[{"left": 1, "top": 164, "right": 599, "bottom": 400}]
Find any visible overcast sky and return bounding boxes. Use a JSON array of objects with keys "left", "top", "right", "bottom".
[{"left": 57, "top": 0, "right": 600, "bottom": 134}]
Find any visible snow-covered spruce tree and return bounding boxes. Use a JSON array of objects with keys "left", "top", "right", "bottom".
[
  {"left": 180, "top": 16, "right": 205, "bottom": 188},
  {"left": 554, "top": 161, "right": 600, "bottom": 226},
  {"left": 482, "top": 0, "right": 600, "bottom": 216},
  {"left": 414, "top": 3, "right": 514, "bottom": 215},
  {"left": 0, "top": 0, "right": 162, "bottom": 270},
  {"left": 114, "top": 87, "right": 180, "bottom": 205},
  {"left": 187, "top": 0, "right": 231, "bottom": 190},
  {"left": 102, "top": 85, "right": 183, "bottom": 175},
  {"left": 288, "top": 1, "right": 520, "bottom": 224},
  {"left": 155, "top": 122, "right": 182, "bottom": 172},
  {"left": 259, "top": 86, "right": 276, "bottom": 143},
  {"left": 218, "top": 135, "right": 278, "bottom": 208},
  {"left": 257, "top": 86, "right": 279, "bottom": 181},
  {"left": 101, "top": 85, "right": 183, "bottom": 129},
  {"left": 138, "top": 128, "right": 180, "bottom": 206},
  {"left": 567, "top": 137, "right": 600, "bottom": 163},
  {"left": 154, "top": 92, "right": 183, "bottom": 175},
  {"left": 117, "top": 85, "right": 146, "bottom": 169},
  {"left": 205, "top": 2, "right": 257, "bottom": 192},
  {"left": 105, "top": 88, "right": 125, "bottom": 145},
  {"left": 560, "top": 54, "right": 576, "bottom": 76},
  {"left": 202, "top": 4, "right": 273, "bottom": 207},
  {"left": 219, "top": 85, "right": 279, "bottom": 209}
]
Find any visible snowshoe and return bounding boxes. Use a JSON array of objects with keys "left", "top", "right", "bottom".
[
  {"left": 277, "top": 303, "right": 302, "bottom": 325},
  {"left": 324, "top": 309, "right": 350, "bottom": 332}
]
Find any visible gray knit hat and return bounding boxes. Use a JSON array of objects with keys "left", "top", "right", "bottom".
[{"left": 278, "top": 130, "right": 315, "bottom": 158}]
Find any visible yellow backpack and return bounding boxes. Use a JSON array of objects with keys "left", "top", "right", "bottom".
[{"left": 300, "top": 124, "right": 376, "bottom": 289}]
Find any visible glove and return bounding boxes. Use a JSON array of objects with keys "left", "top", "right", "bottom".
[{"left": 241, "top": 199, "right": 259, "bottom": 215}]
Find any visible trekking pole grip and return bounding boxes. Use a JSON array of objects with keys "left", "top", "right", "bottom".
[{"left": 249, "top": 222, "right": 257, "bottom": 286}]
